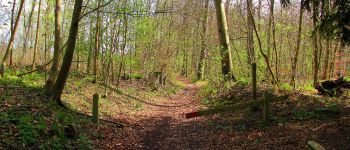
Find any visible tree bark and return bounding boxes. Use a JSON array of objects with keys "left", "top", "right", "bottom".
[
  {"left": 322, "top": 41, "right": 330, "bottom": 80},
  {"left": 32, "top": 0, "right": 42, "bottom": 69},
  {"left": 93, "top": 0, "right": 102, "bottom": 83},
  {"left": 197, "top": 0, "right": 209, "bottom": 80},
  {"left": 45, "top": 0, "right": 63, "bottom": 93},
  {"left": 49, "top": 0, "right": 83, "bottom": 106},
  {"left": 312, "top": 3, "right": 320, "bottom": 87},
  {"left": 213, "top": 0, "right": 235, "bottom": 80},
  {"left": 116, "top": 12, "right": 128, "bottom": 86},
  {"left": 247, "top": 0, "right": 257, "bottom": 102},
  {"left": 86, "top": 18, "right": 93, "bottom": 74},
  {"left": 291, "top": 0, "right": 303, "bottom": 88},
  {"left": 9, "top": 0, "right": 16, "bottom": 66}
]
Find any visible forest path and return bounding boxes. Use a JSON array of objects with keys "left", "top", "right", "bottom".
[{"left": 124, "top": 77, "right": 207, "bottom": 149}]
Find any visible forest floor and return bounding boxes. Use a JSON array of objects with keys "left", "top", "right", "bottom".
[
  {"left": 1, "top": 70, "right": 350, "bottom": 149},
  {"left": 92, "top": 77, "right": 350, "bottom": 150}
]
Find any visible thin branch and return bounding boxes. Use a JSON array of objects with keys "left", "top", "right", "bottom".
[
  {"left": 79, "top": 0, "right": 114, "bottom": 20},
  {"left": 247, "top": 1, "right": 278, "bottom": 84},
  {"left": 17, "top": 41, "right": 68, "bottom": 77}
]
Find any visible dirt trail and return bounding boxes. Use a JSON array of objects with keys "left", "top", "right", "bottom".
[
  {"left": 124, "top": 77, "right": 206, "bottom": 149},
  {"left": 96, "top": 77, "right": 350, "bottom": 150}
]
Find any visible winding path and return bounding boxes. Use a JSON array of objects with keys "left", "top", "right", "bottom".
[{"left": 125, "top": 77, "right": 207, "bottom": 149}]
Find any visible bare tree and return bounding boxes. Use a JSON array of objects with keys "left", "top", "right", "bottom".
[
  {"left": 46, "top": 0, "right": 63, "bottom": 93},
  {"left": 0, "top": 0, "right": 26, "bottom": 77},
  {"left": 32, "top": 0, "right": 43, "bottom": 69},
  {"left": 49, "top": 0, "right": 84, "bottom": 106}
]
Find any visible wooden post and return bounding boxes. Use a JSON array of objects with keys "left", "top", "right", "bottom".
[
  {"left": 251, "top": 62, "right": 258, "bottom": 111},
  {"left": 263, "top": 91, "right": 271, "bottom": 126},
  {"left": 92, "top": 93, "right": 99, "bottom": 124},
  {"left": 252, "top": 63, "right": 257, "bottom": 100}
]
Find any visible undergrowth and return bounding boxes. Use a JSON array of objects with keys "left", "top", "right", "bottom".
[{"left": 0, "top": 68, "right": 184, "bottom": 149}]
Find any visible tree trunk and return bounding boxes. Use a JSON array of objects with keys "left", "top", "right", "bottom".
[
  {"left": 93, "top": 0, "right": 102, "bottom": 83},
  {"left": 213, "top": 0, "right": 235, "bottom": 80},
  {"left": 247, "top": 0, "right": 277, "bottom": 84},
  {"left": 331, "top": 42, "right": 339, "bottom": 78},
  {"left": 291, "top": 0, "right": 303, "bottom": 88},
  {"left": 265, "top": 0, "right": 273, "bottom": 80},
  {"left": 272, "top": 0, "right": 278, "bottom": 83},
  {"left": 116, "top": 12, "right": 128, "bottom": 86},
  {"left": 45, "top": 0, "right": 63, "bottom": 93},
  {"left": 49, "top": 0, "right": 83, "bottom": 106},
  {"left": 312, "top": 3, "right": 319, "bottom": 87},
  {"left": 247, "top": 0, "right": 257, "bottom": 102},
  {"left": 44, "top": 0, "right": 51, "bottom": 80},
  {"left": 32, "top": 0, "right": 42, "bottom": 70},
  {"left": 86, "top": 18, "right": 93, "bottom": 74},
  {"left": 197, "top": 0, "right": 209, "bottom": 80},
  {"left": 22, "top": 0, "right": 36, "bottom": 63},
  {"left": 9, "top": 0, "right": 16, "bottom": 66},
  {"left": 0, "top": 0, "right": 25, "bottom": 77},
  {"left": 257, "top": 0, "right": 262, "bottom": 30},
  {"left": 322, "top": 41, "right": 330, "bottom": 80}
]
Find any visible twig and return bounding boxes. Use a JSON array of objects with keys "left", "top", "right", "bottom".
[
  {"left": 17, "top": 41, "right": 68, "bottom": 77},
  {"left": 79, "top": 0, "right": 114, "bottom": 20},
  {"left": 247, "top": 2, "right": 278, "bottom": 84}
]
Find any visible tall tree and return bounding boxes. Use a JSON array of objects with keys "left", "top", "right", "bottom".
[
  {"left": 0, "top": 0, "right": 25, "bottom": 77},
  {"left": 213, "top": 0, "right": 235, "bottom": 80},
  {"left": 247, "top": 0, "right": 257, "bottom": 101},
  {"left": 312, "top": 2, "right": 320, "bottom": 87},
  {"left": 197, "top": 0, "right": 209, "bottom": 80},
  {"left": 45, "top": 0, "right": 63, "bottom": 93},
  {"left": 22, "top": 0, "right": 37, "bottom": 62},
  {"left": 9, "top": 0, "right": 16, "bottom": 66},
  {"left": 93, "top": 0, "right": 102, "bottom": 83},
  {"left": 49, "top": 0, "right": 83, "bottom": 106},
  {"left": 291, "top": 0, "right": 304, "bottom": 88},
  {"left": 86, "top": 18, "right": 93, "bottom": 74},
  {"left": 32, "top": 0, "right": 43, "bottom": 69}
]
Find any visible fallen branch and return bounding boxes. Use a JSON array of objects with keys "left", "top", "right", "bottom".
[{"left": 185, "top": 95, "right": 289, "bottom": 119}]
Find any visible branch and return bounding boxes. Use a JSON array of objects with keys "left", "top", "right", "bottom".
[
  {"left": 17, "top": 59, "right": 53, "bottom": 77},
  {"left": 17, "top": 41, "right": 68, "bottom": 77},
  {"left": 247, "top": 2, "right": 278, "bottom": 84},
  {"left": 79, "top": 0, "right": 114, "bottom": 20}
]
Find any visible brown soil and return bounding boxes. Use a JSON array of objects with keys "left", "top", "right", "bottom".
[{"left": 92, "top": 77, "right": 350, "bottom": 150}]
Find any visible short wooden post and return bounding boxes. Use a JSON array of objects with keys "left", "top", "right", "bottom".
[
  {"left": 263, "top": 91, "right": 271, "bottom": 126},
  {"left": 252, "top": 63, "right": 257, "bottom": 101},
  {"left": 92, "top": 93, "right": 99, "bottom": 124},
  {"left": 250, "top": 63, "right": 258, "bottom": 112}
]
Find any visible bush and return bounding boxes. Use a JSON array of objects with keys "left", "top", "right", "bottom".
[
  {"left": 236, "top": 77, "right": 249, "bottom": 86},
  {"left": 280, "top": 83, "right": 293, "bottom": 91}
]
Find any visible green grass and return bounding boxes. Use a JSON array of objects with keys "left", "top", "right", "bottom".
[{"left": 280, "top": 83, "right": 293, "bottom": 91}]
